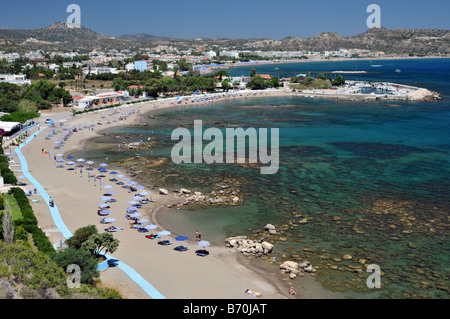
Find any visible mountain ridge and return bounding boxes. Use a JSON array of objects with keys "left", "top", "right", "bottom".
[{"left": 0, "top": 22, "right": 448, "bottom": 55}]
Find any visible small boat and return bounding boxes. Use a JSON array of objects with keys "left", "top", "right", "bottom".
[
  {"left": 395, "top": 69, "right": 401, "bottom": 73},
  {"left": 371, "top": 65, "right": 382, "bottom": 67}
]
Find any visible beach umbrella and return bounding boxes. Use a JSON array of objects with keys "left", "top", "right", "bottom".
[
  {"left": 158, "top": 230, "right": 171, "bottom": 239},
  {"left": 86, "top": 161, "right": 94, "bottom": 165},
  {"left": 122, "top": 177, "right": 131, "bottom": 182},
  {"left": 56, "top": 153, "right": 64, "bottom": 157},
  {"left": 67, "top": 161, "right": 75, "bottom": 165},
  {"left": 137, "top": 219, "right": 150, "bottom": 224},
  {"left": 103, "top": 185, "right": 113, "bottom": 189},
  {"left": 100, "top": 196, "right": 111, "bottom": 201},
  {"left": 127, "top": 200, "right": 138, "bottom": 205},
  {"left": 56, "top": 158, "right": 65, "bottom": 162},
  {"left": 99, "top": 163, "right": 108, "bottom": 167},
  {"left": 145, "top": 224, "right": 158, "bottom": 230},
  {"left": 128, "top": 181, "right": 137, "bottom": 186},
  {"left": 110, "top": 171, "right": 118, "bottom": 175},
  {"left": 197, "top": 240, "right": 210, "bottom": 248},
  {"left": 116, "top": 174, "right": 124, "bottom": 178},
  {"left": 67, "top": 156, "right": 74, "bottom": 159},
  {"left": 98, "top": 210, "right": 111, "bottom": 216},
  {"left": 133, "top": 196, "right": 143, "bottom": 200},
  {"left": 98, "top": 203, "right": 109, "bottom": 208},
  {"left": 107, "top": 190, "right": 117, "bottom": 195},
  {"left": 138, "top": 192, "right": 149, "bottom": 196},
  {"left": 175, "top": 236, "right": 189, "bottom": 242},
  {"left": 128, "top": 211, "right": 140, "bottom": 217},
  {"left": 76, "top": 158, "right": 85, "bottom": 162}
]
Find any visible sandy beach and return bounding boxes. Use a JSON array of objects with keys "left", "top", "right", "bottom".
[
  {"left": 12, "top": 92, "right": 305, "bottom": 300},
  {"left": 8, "top": 81, "right": 438, "bottom": 299}
]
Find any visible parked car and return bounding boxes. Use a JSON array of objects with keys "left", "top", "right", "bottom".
[{"left": 45, "top": 119, "right": 51, "bottom": 124}]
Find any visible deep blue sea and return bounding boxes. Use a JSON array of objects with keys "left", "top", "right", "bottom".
[{"left": 75, "top": 58, "right": 450, "bottom": 298}]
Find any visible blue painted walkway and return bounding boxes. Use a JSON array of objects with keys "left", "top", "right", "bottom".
[{"left": 15, "top": 129, "right": 166, "bottom": 299}]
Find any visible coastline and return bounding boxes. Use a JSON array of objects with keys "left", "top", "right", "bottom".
[
  {"left": 18, "top": 97, "right": 304, "bottom": 299},
  {"left": 13, "top": 74, "right": 442, "bottom": 299}
]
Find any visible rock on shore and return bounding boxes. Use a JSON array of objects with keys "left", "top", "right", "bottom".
[{"left": 224, "top": 236, "right": 274, "bottom": 257}]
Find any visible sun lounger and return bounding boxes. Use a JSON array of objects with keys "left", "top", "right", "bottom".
[
  {"left": 245, "top": 290, "right": 262, "bottom": 298},
  {"left": 174, "top": 246, "right": 189, "bottom": 252},
  {"left": 138, "top": 228, "right": 149, "bottom": 233},
  {"left": 105, "top": 226, "right": 123, "bottom": 232},
  {"left": 107, "top": 259, "right": 119, "bottom": 267},
  {"left": 195, "top": 249, "right": 209, "bottom": 257},
  {"left": 145, "top": 234, "right": 160, "bottom": 239},
  {"left": 158, "top": 240, "right": 173, "bottom": 246}
]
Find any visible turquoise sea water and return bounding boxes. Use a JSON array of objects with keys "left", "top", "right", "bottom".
[{"left": 74, "top": 58, "right": 450, "bottom": 298}]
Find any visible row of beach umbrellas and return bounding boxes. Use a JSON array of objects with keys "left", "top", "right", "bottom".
[{"left": 47, "top": 109, "right": 211, "bottom": 251}]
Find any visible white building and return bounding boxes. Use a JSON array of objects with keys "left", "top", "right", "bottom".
[
  {"left": 125, "top": 63, "right": 135, "bottom": 71},
  {"left": 72, "top": 91, "right": 130, "bottom": 109},
  {"left": 83, "top": 67, "right": 119, "bottom": 75},
  {"left": 203, "top": 51, "right": 217, "bottom": 59},
  {"left": 0, "top": 74, "right": 31, "bottom": 86},
  {"left": 220, "top": 51, "right": 239, "bottom": 59}
]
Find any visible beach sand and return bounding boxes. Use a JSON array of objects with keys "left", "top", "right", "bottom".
[{"left": 14, "top": 92, "right": 304, "bottom": 300}]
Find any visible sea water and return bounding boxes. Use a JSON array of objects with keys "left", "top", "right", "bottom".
[{"left": 74, "top": 58, "right": 450, "bottom": 298}]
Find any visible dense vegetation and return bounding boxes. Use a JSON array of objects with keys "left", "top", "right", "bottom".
[
  {"left": 0, "top": 79, "right": 72, "bottom": 113},
  {"left": 0, "top": 189, "right": 122, "bottom": 298},
  {"left": 0, "top": 137, "right": 121, "bottom": 298},
  {"left": 0, "top": 241, "right": 121, "bottom": 299}
]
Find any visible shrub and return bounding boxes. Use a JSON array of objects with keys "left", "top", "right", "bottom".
[{"left": 51, "top": 247, "right": 99, "bottom": 285}]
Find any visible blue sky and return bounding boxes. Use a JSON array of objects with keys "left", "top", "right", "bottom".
[{"left": 0, "top": 0, "right": 449, "bottom": 39}]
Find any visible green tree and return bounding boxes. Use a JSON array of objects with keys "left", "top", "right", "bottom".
[
  {"left": 222, "top": 79, "right": 231, "bottom": 92},
  {"left": 247, "top": 75, "right": 266, "bottom": 90},
  {"left": 215, "top": 70, "right": 229, "bottom": 81},
  {"left": 14, "top": 225, "right": 28, "bottom": 242},
  {"left": 66, "top": 225, "right": 98, "bottom": 250},
  {"left": 144, "top": 78, "right": 163, "bottom": 98},
  {"left": 112, "top": 77, "right": 125, "bottom": 91},
  {"left": 51, "top": 247, "right": 99, "bottom": 285},
  {"left": 32, "top": 79, "right": 56, "bottom": 100},
  {"left": 81, "top": 233, "right": 119, "bottom": 257},
  {"left": 331, "top": 75, "right": 346, "bottom": 86},
  {"left": 177, "top": 59, "right": 192, "bottom": 72},
  {"left": 250, "top": 68, "right": 257, "bottom": 78}
]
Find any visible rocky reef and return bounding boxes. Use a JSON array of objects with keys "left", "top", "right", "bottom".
[{"left": 163, "top": 177, "right": 244, "bottom": 209}]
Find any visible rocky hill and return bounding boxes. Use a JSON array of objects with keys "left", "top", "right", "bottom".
[
  {"left": 0, "top": 23, "right": 448, "bottom": 55},
  {"left": 249, "top": 28, "right": 450, "bottom": 55}
]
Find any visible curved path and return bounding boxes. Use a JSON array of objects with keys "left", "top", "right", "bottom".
[{"left": 15, "top": 129, "right": 166, "bottom": 299}]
